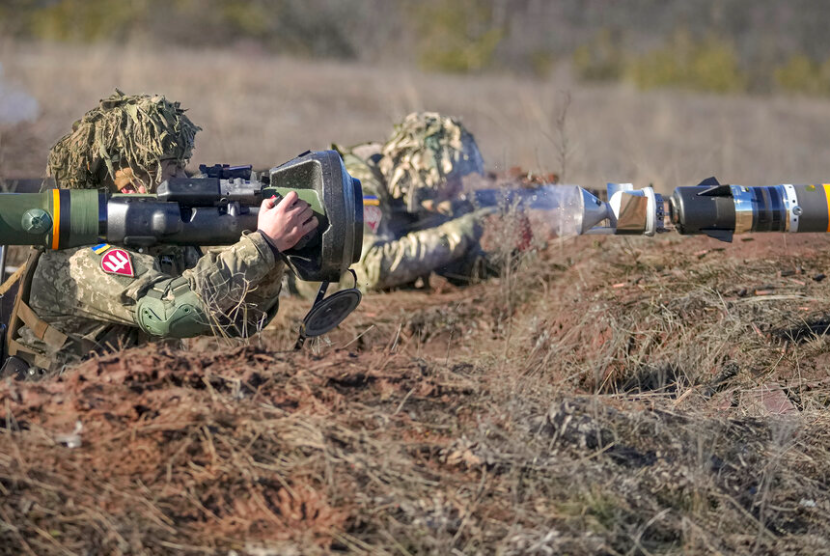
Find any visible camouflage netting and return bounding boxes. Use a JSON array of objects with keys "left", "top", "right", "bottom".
[
  {"left": 380, "top": 112, "right": 484, "bottom": 211},
  {"left": 47, "top": 89, "right": 201, "bottom": 190}
]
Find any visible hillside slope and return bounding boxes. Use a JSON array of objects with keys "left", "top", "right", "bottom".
[{"left": 4, "top": 233, "right": 830, "bottom": 555}]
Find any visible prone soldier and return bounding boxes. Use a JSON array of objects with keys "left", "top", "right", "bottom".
[
  {"left": 328, "top": 111, "right": 497, "bottom": 293},
  {"left": 2, "top": 91, "right": 318, "bottom": 375}
]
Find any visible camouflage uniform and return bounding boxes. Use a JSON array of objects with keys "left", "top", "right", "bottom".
[
  {"left": 335, "top": 112, "right": 490, "bottom": 292},
  {"left": 6, "top": 92, "right": 285, "bottom": 372}
]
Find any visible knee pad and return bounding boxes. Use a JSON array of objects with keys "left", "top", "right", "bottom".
[{"left": 135, "top": 277, "right": 208, "bottom": 338}]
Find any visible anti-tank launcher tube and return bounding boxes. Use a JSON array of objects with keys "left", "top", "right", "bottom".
[
  {"left": 0, "top": 150, "right": 364, "bottom": 282},
  {"left": 0, "top": 150, "right": 366, "bottom": 341}
]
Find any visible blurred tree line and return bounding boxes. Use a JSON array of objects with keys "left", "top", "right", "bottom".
[{"left": 5, "top": 0, "right": 830, "bottom": 96}]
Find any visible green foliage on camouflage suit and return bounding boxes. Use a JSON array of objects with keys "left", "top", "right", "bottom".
[
  {"left": 47, "top": 90, "right": 201, "bottom": 190},
  {"left": 379, "top": 112, "right": 484, "bottom": 213}
]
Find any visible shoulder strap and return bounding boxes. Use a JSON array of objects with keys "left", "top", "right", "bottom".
[
  {"left": 6, "top": 338, "right": 55, "bottom": 370},
  {"left": 0, "top": 264, "right": 27, "bottom": 297},
  {"left": 5, "top": 248, "right": 40, "bottom": 346},
  {"left": 13, "top": 299, "right": 68, "bottom": 348}
]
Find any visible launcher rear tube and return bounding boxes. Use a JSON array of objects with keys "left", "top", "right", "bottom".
[
  {"left": 0, "top": 189, "right": 270, "bottom": 250},
  {"left": 0, "top": 190, "right": 103, "bottom": 249}
]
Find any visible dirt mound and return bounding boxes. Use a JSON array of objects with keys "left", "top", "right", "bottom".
[{"left": 4, "top": 233, "right": 830, "bottom": 555}]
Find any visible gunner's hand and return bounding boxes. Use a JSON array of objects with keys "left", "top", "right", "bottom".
[
  {"left": 421, "top": 198, "right": 475, "bottom": 217},
  {"left": 257, "top": 191, "right": 318, "bottom": 252},
  {"left": 444, "top": 207, "right": 496, "bottom": 241}
]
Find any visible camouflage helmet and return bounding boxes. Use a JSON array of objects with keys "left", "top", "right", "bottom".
[
  {"left": 379, "top": 112, "right": 484, "bottom": 211},
  {"left": 48, "top": 89, "right": 201, "bottom": 190}
]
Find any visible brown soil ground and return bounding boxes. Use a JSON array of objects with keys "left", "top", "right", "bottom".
[
  {"left": 5, "top": 41, "right": 830, "bottom": 556},
  {"left": 4, "top": 231, "right": 830, "bottom": 555}
]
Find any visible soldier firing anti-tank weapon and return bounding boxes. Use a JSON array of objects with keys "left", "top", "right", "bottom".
[{"left": 0, "top": 91, "right": 365, "bottom": 377}]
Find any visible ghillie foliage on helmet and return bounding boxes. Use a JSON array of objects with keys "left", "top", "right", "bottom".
[
  {"left": 48, "top": 90, "right": 201, "bottom": 190},
  {"left": 380, "top": 112, "right": 484, "bottom": 212}
]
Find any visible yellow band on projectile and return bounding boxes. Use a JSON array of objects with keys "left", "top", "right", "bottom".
[
  {"left": 823, "top": 184, "right": 830, "bottom": 233},
  {"left": 52, "top": 188, "right": 61, "bottom": 250}
]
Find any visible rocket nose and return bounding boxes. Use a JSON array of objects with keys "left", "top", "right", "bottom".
[{"left": 578, "top": 187, "right": 610, "bottom": 234}]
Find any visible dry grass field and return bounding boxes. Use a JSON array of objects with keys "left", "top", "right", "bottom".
[
  {"left": 3, "top": 42, "right": 830, "bottom": 190},
  {"left": 4, "top": 43, "right": 830, "bottom": 555}
]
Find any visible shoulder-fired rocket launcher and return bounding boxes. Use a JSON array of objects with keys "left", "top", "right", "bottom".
[
  {"left": 568, "top": 178, "right": 830, "bottom": 241},
  {"left": 0, "top": 150, "right": 365, "bottom": 341}
]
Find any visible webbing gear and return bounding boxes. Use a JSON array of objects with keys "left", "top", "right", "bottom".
[
  {"left": 295, "top": 269, "right": 362, "bottom": 349},
  {"left": 3, "top": 249, "right": 151, "bottom": 372},
  {"left": 0, "top": 261, "right": 30, "bottom": 362},
  {"left": 12, "top": 300, "right": 68, "bottom": 348},
  {"left": 3, "top": 250, "right": 69, "bottom": 371}
]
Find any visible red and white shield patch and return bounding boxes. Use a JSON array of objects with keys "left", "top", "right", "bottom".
[
  {"left": 100, "top": 248, "right": 135, "bottom": 277},
  {"left": 364, "top": 205, "right": 383, "bottom": 233}
]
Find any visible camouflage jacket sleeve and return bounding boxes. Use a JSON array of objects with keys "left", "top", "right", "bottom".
[
  {"left": 184, "top": 232, "right": 286, "bottom": 333},
  {"left": 29, "top": 231, "right": 285, "bottom": 338},
  {"left": 355, "top": 217, "right": 481, "bottom": 291}
]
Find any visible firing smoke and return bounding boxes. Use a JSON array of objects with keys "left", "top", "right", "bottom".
[
  {"left": 517, "top": 185, "right": 596, "bottom": 241},
  {"left": 0, "top": 63, "right": 39, "bottom": 125},
  {"left": 544, "top": 185, "right": 584, "bottom": 238}
]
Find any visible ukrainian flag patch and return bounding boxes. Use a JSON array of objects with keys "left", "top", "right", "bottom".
[
  {"left": 92, "top": 243, "right": 111, "bottom": 255},
  {"left": 363, "top": 195, "right": 380, "bottom": 206}
]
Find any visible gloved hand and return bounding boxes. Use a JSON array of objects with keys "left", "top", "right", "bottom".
[
  {"left": 442, "top": 207, "right": 496, "bottom": 242},
  {"left": 420, "top": 197, "right": 475, "bottom": 217},
  {"left": 113, "top": 168, "right": 148, "bottom": 193},
  {"left": 437, "top": 246, "right": 501, "bottom": 286}
]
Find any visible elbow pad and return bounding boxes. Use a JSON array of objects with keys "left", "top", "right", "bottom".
[{"left": 135, "top": 277, "right": 210, "bottom": 338}]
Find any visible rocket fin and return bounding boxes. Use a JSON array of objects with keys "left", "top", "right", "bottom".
[
  {"left": 702, "top": 229, "right": 733, "bottom": 243},
  {"left": 697, "top": 185, "right": 733, "bottom": 197}
]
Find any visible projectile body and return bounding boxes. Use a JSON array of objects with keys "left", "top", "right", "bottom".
[
  {"left": 575, "top": 178, "right": 830, "bottom": 242},
  {"left": 573, "top": 183, "right": 666, "bottom": 237},
  {"left": 669, "top": 182, "right": 829, "bottom": 242}
]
